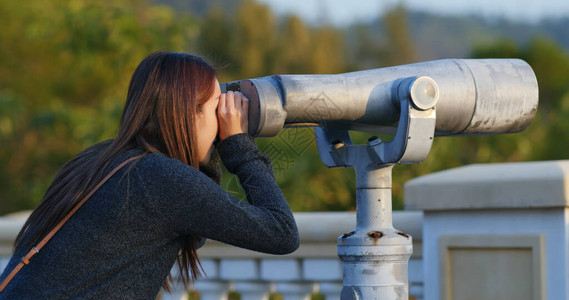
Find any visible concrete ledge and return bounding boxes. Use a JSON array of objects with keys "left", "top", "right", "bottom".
[{"left": 405, "top": 160, "right": 569, "bottom": 211}]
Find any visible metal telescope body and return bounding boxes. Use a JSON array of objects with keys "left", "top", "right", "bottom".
[
  {"left": 222, "top": 59, "right": 539, "bottom": 300},
  {"left": 223, "top": 59, "right": 537, "bottom": 138}
]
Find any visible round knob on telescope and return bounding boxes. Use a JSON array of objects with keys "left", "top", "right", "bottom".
[{"left": 409, "top": 76, "right": 439, "bottom": 111}]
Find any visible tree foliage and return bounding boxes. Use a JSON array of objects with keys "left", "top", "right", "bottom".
[
  {"left": 1, "top": 0, "right": 568, "bottom": 215},
  {"left": 0, "top": 0, "right": 197, "bottom": 214}
]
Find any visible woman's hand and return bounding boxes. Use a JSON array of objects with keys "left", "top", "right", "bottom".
[{"left": 217, "top": 91, "right": 249, "bottom": 141}]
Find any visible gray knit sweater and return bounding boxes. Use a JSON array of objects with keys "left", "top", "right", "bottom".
[{"left": 0, "top": 133, "right": 299, "bottom": 299}]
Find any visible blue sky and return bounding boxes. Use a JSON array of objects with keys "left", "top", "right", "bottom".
[{"left": 257, "top": 0, "right": 569, "bottom": 26}]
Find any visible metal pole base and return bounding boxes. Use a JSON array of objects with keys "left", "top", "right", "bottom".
[{"left": 338, "top": 228, "right": 412, "bottom": 300}]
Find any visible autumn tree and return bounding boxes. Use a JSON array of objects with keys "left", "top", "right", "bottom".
[
  {"left": 381, "top": 5, "right": 416, "bottom": 66},
  {"left": 0, "top": 0, "right": 196, "bottom": 214},
  {"left": 274, "top": 15, "right": 312, "bottom": 74}
]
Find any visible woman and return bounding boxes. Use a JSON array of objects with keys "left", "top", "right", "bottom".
[{"left": 0, "top": 51, "right": 299, "bottom": 298}]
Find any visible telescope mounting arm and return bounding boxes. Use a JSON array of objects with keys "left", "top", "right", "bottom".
[{"left": 315, "top": 76, "right": 439, "bottom": 167}]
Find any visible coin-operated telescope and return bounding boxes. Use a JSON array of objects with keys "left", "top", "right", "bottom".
[{"left": 222, "top": 59, "right": 538, "bottom": 300}]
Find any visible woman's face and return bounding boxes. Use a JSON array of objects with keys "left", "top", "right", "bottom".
[{"left": 196, "top": 78, "right": 221, "bottom": 166}]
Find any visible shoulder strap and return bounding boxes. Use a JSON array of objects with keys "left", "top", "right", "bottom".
[{"left": 0, "top": 153, "right": 145, "bottom": 293}]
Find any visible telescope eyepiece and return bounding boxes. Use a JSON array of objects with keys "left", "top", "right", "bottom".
[{"left": 225, "top": 82, "right": 241, "bottom": 93}]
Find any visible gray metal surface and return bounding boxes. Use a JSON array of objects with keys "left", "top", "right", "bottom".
[
  {"left": 221, "top": 59, "right": 538, "bottom": 137},
  {"left": 317, "top": 76, "right": 438, "bottom": 166},
  {"left": 333, "top": 152, "right": 413, "bottom": 300},
  {"left": 313, "top": 76, "right": 439, "bottom": 300}
]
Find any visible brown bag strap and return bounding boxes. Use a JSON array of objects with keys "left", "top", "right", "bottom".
[{"left": 0, "top": 153, "right": 145, "bottom": 293}]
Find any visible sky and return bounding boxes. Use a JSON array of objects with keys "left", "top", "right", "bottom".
[{"left": 256, "top": 0, "right": 569, "bottom": 26}]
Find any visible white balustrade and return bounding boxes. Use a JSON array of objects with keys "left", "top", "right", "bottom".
[
  {"left": 192, "top": 281, "right": 230, "bottom": 300},
  {"left": 275, "top": 282, "right": 315, "bottom": 300},
  {"left": 232, "top": 281, "right": 272, "bottom": 300},
  {"left": 318, "top": 282, "right": 342, "bottom": 300}
]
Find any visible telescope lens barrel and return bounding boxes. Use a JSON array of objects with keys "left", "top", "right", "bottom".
[{"left": 221, "top": 59, "right": 538, "bottom": 137}]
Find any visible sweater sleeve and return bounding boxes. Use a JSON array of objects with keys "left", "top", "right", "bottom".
[{"left": 138, "top": 134, "right": 300, "bottom": 255}]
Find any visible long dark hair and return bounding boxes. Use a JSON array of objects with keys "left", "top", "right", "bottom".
[{"left": 13, "top": 51, "right": 217, "bottom": 290}]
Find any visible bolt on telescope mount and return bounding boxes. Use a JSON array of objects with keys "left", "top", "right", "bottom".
[{"left": 315, "top": 76, "right": 439, "bottom": 300}]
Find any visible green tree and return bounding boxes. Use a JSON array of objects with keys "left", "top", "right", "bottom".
[
  {"left": 274, "top": 15, "right": 312, "bottom": 74},
  {"left": 307, "top": 26, "right": 345, "bottom": 74},
  {"left": 470, "top": 37, "right": 569, "bottom": 162},
  {"left": 524, "top": 38, "right": 569, "bottom": 160},
  {"left": 233, "top": 0, "right": 277, "bottom": 78},
  {"left": 196, "top": 5, "right": 234, "bottom": 78},
  {"left": 348, "top": 24, "right": 384, "bottom": 70},
  {"left": 4, "top": 0, "right": 568, "bottom": 216},
  {"left": 381, "top": 5, "right": 416, "bottom": 66},
  {"left": 0, "top": 0, "right": 198, "bottom": 214}
]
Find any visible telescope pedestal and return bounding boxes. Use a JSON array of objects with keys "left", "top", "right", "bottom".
[
  {"left": 313, "top": 76, "right": 439, "bottom": 299},
  {"left": 338, "top": 163, "right": 412, "bottom": 300}
]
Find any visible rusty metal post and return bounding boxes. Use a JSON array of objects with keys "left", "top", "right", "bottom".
[
  {"left": 338, "top": 163, "right": 412, "bottom": 300},
  {"left": 313, "top": 76, "right": 439, "bottom": 299}
]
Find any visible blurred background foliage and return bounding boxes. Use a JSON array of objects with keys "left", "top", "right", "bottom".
[{"left": 1, "top": 0, "right": 569, "bottom": 215}]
